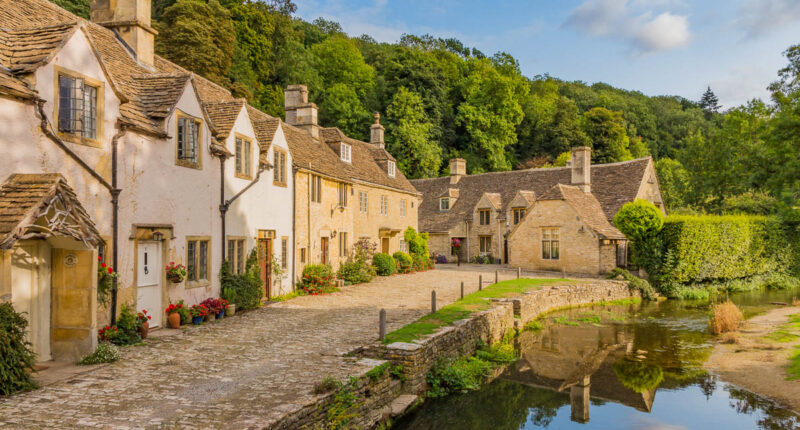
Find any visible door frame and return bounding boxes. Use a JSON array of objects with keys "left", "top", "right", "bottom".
[
  {"left": 132, "top": 225, "right": 172, "bottom": 327},
  {"left": 136, "top": 241, "right": 163, "bottom": 327},
  {"left": 258, "top": 230, "right": 275, "bottom": 299}
]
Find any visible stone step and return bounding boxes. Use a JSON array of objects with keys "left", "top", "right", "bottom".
[{"left": 390, "top": 394, "right": 418, "bottom": 417}]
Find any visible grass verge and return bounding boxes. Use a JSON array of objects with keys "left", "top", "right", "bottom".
[{"left": 382, "top": 278, "right": 568, "bottom": 344}]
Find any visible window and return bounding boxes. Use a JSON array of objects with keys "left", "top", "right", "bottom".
[
  {"left": 300, "top": 247, "right": 307, "bottom": 263},
  {"left": 479, "top": 209, "right": 491, "bottom": 225},
  {"left": 177, "top": 114, "right": 201, "bottom": 168},
  {"left": 340, "top": 142, "right": 352, "bottom": 163},
  {"left": 359, "top": 191, "right": 368, "bottom": 213},
  {"left": 542, "top": 228, "right": 560, "bottom": 260},
  {"left": 227, "top": 238, "right": 246, "bottom": 274},
  {"left": 479, "top": 236, "right": 492, "bottom": 254},
  {"left": 388, "top": 160, "right": 396, "bottom": 177},
  {"left": 235, "top": 136, "right": 253, "bottom": 178},
  {"left": 399, "top": 239, "right": 408, "bottom": 253},
  {"left": 338, "top": 183, "right": 348, "bottom": 207},
  {"left": 273, "top": 149, "right": 288, "bottom": 186},
  {"left": 310, "top": 175, "right": 322, "bottom": 203},
  {"left": 57, "top": 73, "right": 99, "bottom": 141},
  {"left": 281, "top": 237, "right": 288, "bottom": 269},
  {"left": 400, "top": 199, "right": 407, "bottom": 217},
  {"left": 513, "top": 208, "right": 526, "bottom": 225},
  {"left": 187, "top": 238, "right": 211, "bottom": 283},
  {"left": 440, "top": 198, "right": 450, "bottom": 211},
  {"left": 380, "top": 195, "right": 388, "bottom": 216},
  {"left": 339, "top": 232, "right": 348, "bottom": 257}
]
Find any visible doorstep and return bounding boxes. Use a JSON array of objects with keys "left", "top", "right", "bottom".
[{"left": 33, "top": 360, "right": 109, "bottom": 387}]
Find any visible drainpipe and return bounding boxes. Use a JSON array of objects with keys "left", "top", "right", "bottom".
[
  {"left": 220, "top": 157, "right": 227, "bottom": 263},
  {"left": 291, "top": 166, "right": 297, "bottom": 290},
  {"left": 220, "top": 164, "right": 267, "bottom": 264}
]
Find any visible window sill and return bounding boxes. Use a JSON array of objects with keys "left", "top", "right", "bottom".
[
  {"left": 273, "top": 181, "right": 288, "bottom": 188},
  {"left": 186, "top": 280, "right": 211, "bottom": 289},
  {"left": 235, "top": 173, "right": 254, "bottom": 180},
  {"left": 176, "top": 159, "right": 202, "bottom": 170},
  {"left": 58, "top": 132, "right": 102, "bottom": 148}
]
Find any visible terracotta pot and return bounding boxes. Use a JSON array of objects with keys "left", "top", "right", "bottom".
[
  {"left": 167, "top": 312, "right": 181, "bottom": 329},
  {"left": 206, "top": 312, "right": 216, "bottom": 322},
  {"left": 139, "top": 321, "right": 150, "bottom": 339},
  {"left": 227, "top": 304, "right": 236, "bottom": 316}
]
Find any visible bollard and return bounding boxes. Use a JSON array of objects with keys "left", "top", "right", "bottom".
[
  {"left": 379, "top": 309, "right": 386, "bottom": 341},
  {"left": 479, "top": 275, "right": 483, "bottom": 291},
  {"left": 460, "top": 281, "right": 464, "bottom": 299},
  {"left": 495, "top": 270, "right": 499, "bottom": 284},
  {"left": 517, "top": 267, "right": 521, "bottom": 279},
  {"left": 431, "top": 290, "right": 437, "bottom": 314}
]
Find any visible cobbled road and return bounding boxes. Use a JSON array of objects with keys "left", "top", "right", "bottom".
[{"left": 0, "top": 265, "right": 532, "bottom": 429}]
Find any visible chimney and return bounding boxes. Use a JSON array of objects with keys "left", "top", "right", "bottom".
[
  {"left": 370, "top": 112, "right": 385, "bottom": 149},
  {"left": 449, "top": 158, "right": 466, "bottom": 184},
  {"left": 90, "top": 0, "right": 156, "bottom": 67},
  {"left": 284, "top": 85, "right": 319, "bottom": 139},
  {"left": 570, "top": 146, "right": 591, "bottom": 193}
]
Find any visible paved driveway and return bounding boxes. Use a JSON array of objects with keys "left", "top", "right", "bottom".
[{"left": 0, "top": 265, "right": 529, "bottom": 429}]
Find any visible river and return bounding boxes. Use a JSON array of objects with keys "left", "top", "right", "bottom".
[{"left": 394, "top": 288, "right": 800, "bottom": 430}]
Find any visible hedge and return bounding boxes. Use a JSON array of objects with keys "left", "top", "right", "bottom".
[{"left": 655, "top": 215, "right": 793, "bottom": 285}]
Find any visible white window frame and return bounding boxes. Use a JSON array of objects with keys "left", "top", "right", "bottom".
[
  {"left": 381, "top": 195, "right": 388, "bottom": 216},
  {"left": 388, "top": 160, "right": 396, "bottom": 177},
  {"left": 440, "top": 198, "right": 450, "bottom": 211},
  {"left": 400, "top": 199, "right": 407, "bottom": 217},
  {"left": 359, "top": 191, "right": 368, "bottom": 214},
  {"left": 340, "top": 142, "right": 352, "bottom": 163}
]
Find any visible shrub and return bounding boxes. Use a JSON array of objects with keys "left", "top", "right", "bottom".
[
  {"left": 612, "top": 359, "right": 664, "bottom": 393},
  {"left": 709, "top": 300, "right": 744, "bottom": 335},
  {"left": 404, "top": 227, "right": 430, "bottom": 258},
  {"left": 337, "top": 259, "right": 375, "bottom": 284},
  {"left": 471, "top": 254, "right": 493, "bottom": 264},
  {"left": 412, "top": 253, "right": 429, "bottom": 271},
  {"left": 299, "top": 264, "right": 336, "bottom": 294},
  {"left": 78, "top": 342, "right": 121, "bottom": 365},
  {"left": 435, "top": 254, "right": 448, "bottom": 264},
  {"left": 351, "top": 238, "right": 377, "bottom": 264},
  {"left": 176, "top": 299, "right": 191, "bottom": 324},
  {"left": 373, "top": 253, "right": 396, "bottom": 276},
  {"left": 426, "top": 356, "right": 494, "bottom": 398},
  {"left": 393, "top": 252, "right": 413, "bottom": 273},
  {"left": 220, "top": 248, "right": 263, "bottom": 310},
  {"left": 614, "top": 199, "right": 665, "bottom": 272},
  {"left": 0, "top": 302, "right": 37, "bottom": 395},
  {"left": 608, "top": 268, "right": 657, "bottom": 301},
  {"left": 103, "top": 304, "right": 141, "bottom": 346}
]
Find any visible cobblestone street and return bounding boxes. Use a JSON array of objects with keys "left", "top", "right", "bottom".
[{"left": 0, "top": 265, "right": 535, "bottom": 429}]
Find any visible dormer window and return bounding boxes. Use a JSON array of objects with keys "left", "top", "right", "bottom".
[
  {"left": 56, "top": 67, "right": 103, "bottom": 146},
  {"left": 440, "top": 198, "right": 450, "bottom": 211},
  {"left": 176, "top": 112, "right": 202, "bottom": 169},
  {"left": 340, "top": 142, "right": 352, "bottom": 163},
  {"left": 388, "top": 160, "right": 396, "bottom": 178}
]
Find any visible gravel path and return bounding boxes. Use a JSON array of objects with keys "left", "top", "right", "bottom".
[{"left": 0, "top": 265, "right": 533, "bottom": 429}]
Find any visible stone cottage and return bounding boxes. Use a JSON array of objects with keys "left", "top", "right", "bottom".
[{"left": 410, "top": 147, "right": 665, "bottom": 275}]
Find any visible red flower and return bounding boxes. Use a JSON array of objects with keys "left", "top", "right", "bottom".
[
  {"left": 101, "top": 263, "right": 107, "bottom": 269},
  {"left": 97, "top": 256, "right": 102, "bottom": 261},
  {"left": 108, "top": 267, "right": 113, "bottom": 274},
  {"left": 147, "top": 315, "right": 151, "bottom": 320}
]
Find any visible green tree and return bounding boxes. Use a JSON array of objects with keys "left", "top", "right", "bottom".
[
  {"left": 385, "top": 87, "right": 442, "bottom": 178},
  {"left": 51, "top": 0, "right": 89, "bottom": 18},
  {"left": 581, "top": 107, "right": 632, "bottom": 163},
  {"left": 318, "top": 83, "right": 370, "bottom": 137},
  {"left": 155, "top": 0, "right": 235, "bottom": 85},
  {"left": 655, "top": 158, "right": 690, "bottom": 210},
  {"left": 698, "top": 86, "right": 721, "bottom": 113}
]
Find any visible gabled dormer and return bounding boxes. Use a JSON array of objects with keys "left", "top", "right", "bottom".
[
  {"left": 439, "top": 188, "right": 459, "bottom": 212},
  {"left": 475, "top": 192, "right": 502, "bottom": 225},
  {"left": 507, "top": 190, "right": 535, "bottom": 225}
]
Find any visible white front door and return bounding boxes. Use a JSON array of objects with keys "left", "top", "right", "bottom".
[{"left": 136, "top": 242, "right": 162, "bottom": 327}]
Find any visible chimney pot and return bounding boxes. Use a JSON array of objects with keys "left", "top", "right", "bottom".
[
  {"left": 570, "top": 146, "right": 591, "bottom": 193},
  {"left": 284, "top": 84, "right": 319, "bottom": 139},
  {"left": 90, "top": 0, "right": 155, "bottom": 67}
]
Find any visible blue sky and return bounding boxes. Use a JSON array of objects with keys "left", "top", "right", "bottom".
[{"left": 294, "top": 0, "right": 800, "bottom": 108}]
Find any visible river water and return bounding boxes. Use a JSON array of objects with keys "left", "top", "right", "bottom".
[{"left": 394, "top": 288, "right": 800, "bottom": 430}]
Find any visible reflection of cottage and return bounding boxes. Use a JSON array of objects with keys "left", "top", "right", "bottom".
[
  {"left": 0, "top": 175, "right": 103, "bottom": 361},
  {"left": 505, "top": 325, "right": 656, "bottom": 424},
  {"left": 411, "top": 147, "right": 665, "bottom": 274}
]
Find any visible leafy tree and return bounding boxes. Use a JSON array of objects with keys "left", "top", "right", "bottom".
[
  {"left": 655, "top": 158, "right": 690, "bottom": 210},
  {"left": 581, "top": 107, "right": 632, "bottom": 163},
  {"left": 386, "top": 87, "right": 441, "bottom": 178},
  {"left": 613, "top": 199, "right": 665, "bottom": 272},
  {"left": 51, "top": 0, "right": 89, "bottom": 18},
  {"left": 155, "top": 0, "right": 235, "bottom": 85},
  {"left": 318, "top": 83, "right": 370, "bottom": 137},
  {"left": 699, "top": 86, "right": 721, "bottom": 113}
]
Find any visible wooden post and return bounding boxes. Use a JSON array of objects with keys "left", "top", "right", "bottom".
[
  {"left": 379, "top": 309, "right": 386, "bottom": 341},
  {"left": 431, "top": 290, "right": 437, "bottom": 314},
  {"left": 517, "top": 267, "right": 521, "bottom": 279},
  {"left": 479, "top": 275, "right": 483, "bottom": 291},
  {"left": 460, "top": 281, "right": 464, "bottom": 299},
  {"left": 495, "top": 270, "right": 499, "bottom": 284}
]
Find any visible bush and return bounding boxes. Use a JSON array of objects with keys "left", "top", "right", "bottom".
[
  {"left": 299, "top": 264, "right": 336, "bottom": 294},
  {"left": 608, "top": 268, "right": 657, "bottom": 301},
  {"left": 0, "top": 302, "right": 37, "bottom": 395},
  {"left": 337, "top": 259, "right": 375, "bottom": 284},
  {"left": 78, "top": 342, "right": 121, "bottom": 365},
  {"left": 426, "top": 357, "right": 494, "bottom": 398},
  {"left": 709, "top": 300, "right": 743, "bottom": 335},
  {"left": 471, "top": 254, "right": 493, "bottom": 264},
  {"left": 412, "top": 253, "right": 430, "bottom": 271},
  {"left": 393, "top": 251, "right": 413, "bottom": 273},
  {"left": 435, "top": 254, "right": 448, "bottom": 264},
  {"left": 220, "top": 248, "right": 263, "bottom": 310},
  {"left": 404, "top": 227, "right": 430, "bottom": 258},
  {"left": 102, "top": 304, "right": 141, "bottom": 346},
  {"left": 373, "top": 253, "right": 396, "bottom": 276},
  {"left": 614, "top": 199, "right": 665, "bottom": 272}
]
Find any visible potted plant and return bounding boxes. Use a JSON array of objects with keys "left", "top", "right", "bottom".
[
  {"left": 165, "top": 262, "right": 187, "bottom": 284},
  {"left": 176, "top": 299, "right": 191, "bottom": 325},
  {"left": 451, "top": 238, "right": 462, "bottom": 266},
  {"left": 189, "top": 304, "right": 208, "bottom": 325},
  {"left": 201, "top": 298, "right": 222, "bottom": 321},
  {"left": 218, "top": 299, "right": 229, "bottom": 318},
  {"left": 164, "top": 303, "right": 182, "bottom": 329},
  {"left": 136, "top": 309, "right": 152, "bottom": 339},
  {"left": 97, "top": 257, "right": 119, "bottom": 306},
  {"left": 227, "top": 302, "right": 236, "bottom": 316}
]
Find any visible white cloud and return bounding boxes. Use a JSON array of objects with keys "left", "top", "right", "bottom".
[
  {"left": 737, "top": 0, "right": 800, "bottom": 39},
  {"left": 565, "top": 0, "right": 691, "bottom": 54},
  {"left": 708, "top": 65, "right": 773, "bottom": 108},
  {"left": 295, "top": 0, "right": 407, "bottom": 43}
]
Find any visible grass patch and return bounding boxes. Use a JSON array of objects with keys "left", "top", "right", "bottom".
[
  {"left": 763, "top": 330, "right": 800, "bottom": 343},
  {"left": 788, "top": 346, "right": 800, "bottom": 380},
  {"left": 524, "top": 319, "right": 544, "bottom": 331},
  {"left": 577, "top": 313, "right": 602, "bottom": 324},
  {"left": 553, "top": 315, "right": 579, "bottom": 326},
  {"left": 383, "top": 278, "right": 567, "bottom": 344},
  {"left": 271, "top": 292, "right": 300, "bottom": 302}
]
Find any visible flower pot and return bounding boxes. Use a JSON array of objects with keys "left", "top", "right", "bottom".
[
  {"left": 227, "top": 304, "right": 236, "bottom": 316},
  {"left": 167, "top": 274, "right": 185, "bottom": 284},
  {"left": 139, "top": 321, "right": 150, "bottom": 339},
  {"left": 192, "top": 316, "right": 204, "bottom": 325},
  {"left": 218, "top": 309, "right": 225, "bottom": 319},
  {"left": 167, "top": 312, "right": 181, "bottom": 329},
  {"left": 206, "top": 312, "right": 216, "bottom": 322}
]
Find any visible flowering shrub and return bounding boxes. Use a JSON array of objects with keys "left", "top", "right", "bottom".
[
  {"left": 201, "top": 298, "right": 222, "bottom": 314},
  {"left": 218, "top": 298, "right": 229, "bottom": 310},
  {"left": 373, "top": 253, "right": 396, "bottom": 276},
  {"left": 393, "top": 252, "right": 413, "bottom": 273},
  {"left": 164, "top": 303, "right": 183, "bottom": 315},
  {"left": 165, "top": 262, "right": 187, "bottom": 283},
  {"left": 435, "top": 254, "right": 448, "bottom": 264},
  {"left": 135, "top": 309, "right": 152, "bottom": 328},
  {"left": 412, "top": 253, "right": 432, "bottom": 271},
  {"left": 99, "top": 304, "right": 141, "bottom": 346},
  {"left": 175, "top": 300, "right": 191, "bottom": 324},
  {"left": 97, "top": 256, "right": 118, "bottom": 305},
  {"left": 189, "top": 304, "right": 209, "bottom": 318},
  {"left": 299, "top": 264, "right": 336, "bottom": 294},
  {"left": 79, "top": 342, "right": 121, "bottom": 365},
  {"left": 352, "top": 238, "right": 377, "bottom": 264},
  {"left": 98, "top": 325, "right": 119, "bottom": 342}
]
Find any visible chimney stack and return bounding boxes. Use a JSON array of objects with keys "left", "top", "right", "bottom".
[
  {"left": 90, "top": 0, "right": 156, "bottom": 67},
  {"left": 284, "top": 85, "right": 319, "bottom": 139},
  {"left": 449, "top": 158, "right": 466, "bottom": 184},
  {"left": 370, "top": 112, "right": 385, "bottom": 149},
  {"left": 570, "top": 146, "right": 591, "bottom": 193}
]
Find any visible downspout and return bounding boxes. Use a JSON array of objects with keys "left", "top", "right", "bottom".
[
  {"left": 220, "top": 157, "right": 227, "bottom": 263},
  {"left": 307, "top": 171, "right": 312, "bottom": 264},
  {"left": 291, "top": 166, "right": 297, "bottom": 291}
]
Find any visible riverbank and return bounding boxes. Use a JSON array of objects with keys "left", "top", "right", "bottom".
[{"left": 707, "top": 305, "right": 800, "bottom": 412}]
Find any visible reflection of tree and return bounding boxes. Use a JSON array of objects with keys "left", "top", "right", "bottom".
[
  {"left": 726, "top": 386, "right": 800, "bottom": 430},
  {"left": 394, "top": 379, "right": 569, "bottom": 430},
  {"left": 612, "top": 359, "right": 664, "bottom": 393}
]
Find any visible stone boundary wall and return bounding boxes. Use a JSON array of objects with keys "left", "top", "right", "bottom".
[{"left": 362, "top": 280, "right": 637, "bottom": 393}]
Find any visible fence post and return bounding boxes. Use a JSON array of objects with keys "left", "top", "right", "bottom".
[
  {"left": 379, "top": 309, "right": 386, "bottom": 341},
  {"left": 495, "top": 270, "right": 499, "bottom": 284},
  {"left": 460, "top": 281, "right": 464, "bottom": 299},
  {"left": 431, "top": 290, "right": 437, "bottom": 314},
  {"left": 517, "top": 267, "right": 521, "bottom": 279},
  {"left": 479, "top": 275, "right": 483, "bottom": 291}
]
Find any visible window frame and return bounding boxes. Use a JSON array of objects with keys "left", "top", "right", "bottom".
[
  {"left": 359, "top": 190, "right": 368, "bottom": 214},
  {"left": 479, "top": 209, "right": 491, "bottom": 225},
  {"left": 387, "top": 160, "right": 396, "bottom": 177},
  {"left": 53, "top": 66, "right": 104, "bottom": 148},
  {"left": 175, "top": 110, "right": 203, "bottom": 169},
  {"left": 299, "top": 247, "right": 307, "bottom": 264},
  {"left": 479, "top": 235, "right": 492, "bottom": 254},
  {"left": 400, "top": 199, "right": 407, "bottom": 217},
  {"left": 340, "top": 142, "right": 352, "bottom": 163},
  {"left": 541, "top": 228, "right": 560, "bottom": 260},
  {"left": 512, "top": 208, "right": 526, "bottom": 225},
  {"left": 310, "top": 174, "right": 322, "bottom": 203},
  {"left": 226, "top": 236, "right": 246, "bottom": 275},
  {"left": 380, "top": 195, "right": 388, "bottom": 216},
  {"left": 234, "top": 133, "right": 254, "bottom": 179},
  {"left": 338, "top": 182, "right": 348, "bottom": 207},
  {"left": 186, "top": 236, "right": 212, "bottom": 287},
  {"left": 440, "top": 197, "right": 450, "bottom": 211},
  {"left": 281, "top": 237, "right": 288, "bottom": 270},
  {"left": 273, "top": 148, "right": 288, "bottom": 187}
]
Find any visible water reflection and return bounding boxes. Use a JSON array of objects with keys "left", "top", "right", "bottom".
[{"left": 395, "top": 300, "right": 800, "bottom": 430}]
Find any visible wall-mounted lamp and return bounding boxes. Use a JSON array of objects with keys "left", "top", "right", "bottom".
[{"left": 152, "top": 230, "right": 164, "bottom": 242}]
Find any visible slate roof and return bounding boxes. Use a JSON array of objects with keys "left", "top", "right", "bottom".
[
  {"left": 0, "top": 174, "right": 102, "bottom": 249},
  {"left": 540, "top": 184, "right": 625, "bottom": 239},
  {"left": 246, "top": 105, "right": 281, "bottom": 151},
  {"left": 0, "top": 23, "right": 77, "bottom": 74},
  {"left": 205, "top": 100, "right": 246, "bottom": 140},
  {"left": 410, "top": 158, "right": 651, "bottom": 233},
  {"left": 133, "top": 74, "right": 191, "bottom": 119}
]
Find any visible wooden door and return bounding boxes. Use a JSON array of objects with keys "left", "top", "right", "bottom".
[
  {"left": 11, "top": 242, "right": 51, "bottom": 361},
  {"left": 258, "top": 238, "right": 272, "bottom": 298},
  {"left": 381, "top": 238, "right": 389, "bottom": 254},
  {"left": 136, "top": 242, "right": 162, "bottom": 327},
  {"left": 321, "top": 237, "right": 329, "bottom": 264},
  {"left": 503, "top": 238, "right": 508, "bottom": 264}
]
